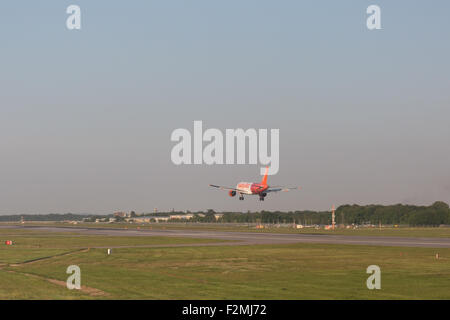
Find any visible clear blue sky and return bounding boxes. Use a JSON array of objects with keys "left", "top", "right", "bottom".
[{"left": 0, "top": 1, "right": 449, "bottom": 214}]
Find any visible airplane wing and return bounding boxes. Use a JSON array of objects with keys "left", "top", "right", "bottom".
[
  {"left": 209, "top": 184, "right": 241, "bottom": 192},
  {"left": 266, "top": 186, "right": 301, "bottom": 193}
]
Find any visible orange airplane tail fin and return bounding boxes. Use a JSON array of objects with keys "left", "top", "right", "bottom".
[{"left": 261, "top": 166, "right": 269, "bottom": 186}]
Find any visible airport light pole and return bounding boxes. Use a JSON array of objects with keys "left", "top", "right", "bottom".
[{"left": 332, "top": 205, "right": 336, "bottom": 230}]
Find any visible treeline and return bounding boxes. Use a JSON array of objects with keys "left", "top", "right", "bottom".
[
  {"left": 335, "top": 201, "right": 450, "bottom": 226},
  {"left": 1, "top": 202, "right": 449, "bottom": 226},
  {"left": 0, "top": 213, "right": 92, "bottom": 222},
  {"left": 218, "top": 210, "right": 331, "bottom": 225},
  {"left": 215, "top": 202, "right": 450, "bottom": 226}
]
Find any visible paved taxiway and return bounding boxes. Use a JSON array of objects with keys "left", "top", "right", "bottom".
[{"left": 3, "top": 225, "right": 450, "bottom": 248}]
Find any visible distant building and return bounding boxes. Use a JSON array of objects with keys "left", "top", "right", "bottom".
[
  {"left": 132, "top": 217, "right": 151, "bottom": 223},
  {"left": 214, "top": 214, "right": 223, "bottom": 220},
  {"left": 154, "top": 216, "right": 170, "bottom": 223},
  {"left": 114, "top": 212, "right": 126, "bottom": 218},
  {"left": 170, "top": 214, "right": 194, "bottom": 220}
]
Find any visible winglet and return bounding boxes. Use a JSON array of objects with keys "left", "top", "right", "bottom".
[{"left": 261, "top": 166, "right": 269, "bottom": 186}]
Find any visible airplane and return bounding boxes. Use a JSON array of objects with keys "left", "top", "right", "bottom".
[{"left": 209, "top": 167, "right": 300, "bottom": 201}]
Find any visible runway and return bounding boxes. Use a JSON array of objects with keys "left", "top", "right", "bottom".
[{"left": 4, "top": 225, "right": 450, "bottom": 248}]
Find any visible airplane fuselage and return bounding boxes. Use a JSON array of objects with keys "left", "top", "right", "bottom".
[{"left": 236, "top": 182, "right": 269, "bottom": 195}]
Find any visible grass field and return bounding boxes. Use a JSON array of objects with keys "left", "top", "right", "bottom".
[{"left": 0, "top": 227, "right": 449, "bottom": 299}]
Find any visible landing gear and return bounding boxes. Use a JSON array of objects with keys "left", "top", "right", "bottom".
[
  {"left": 259, "top": 193, "right": 267, "bottom": 201},
  {"left": 239, "top": 194, "right": 244, "bottom": 200},
  {"left": 259, "top": 196, "right": 265, "bottom": 201}
]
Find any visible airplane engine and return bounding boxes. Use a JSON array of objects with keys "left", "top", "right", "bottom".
[{"left": 229, "top": 190, "right": 236, "bottom": 197}]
